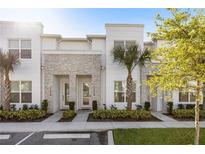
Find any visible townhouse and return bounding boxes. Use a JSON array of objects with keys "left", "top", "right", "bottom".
[{"left": 0, "top": 21, "right": 197, "bottom": 113}]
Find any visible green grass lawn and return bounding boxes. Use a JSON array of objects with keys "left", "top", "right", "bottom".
[{"left": 113, "top": 128, "right": 205, "bottom": 145}]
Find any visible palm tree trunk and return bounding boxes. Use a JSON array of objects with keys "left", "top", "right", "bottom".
[
  {"left": 194, "top": 81, "right": 200, "bottom": 145},
  {"left": 3, "top": 73, "right": 11, "bottom": 110},
  {"left": 126, "top": 71, "right": 133, "bottom": 110}
]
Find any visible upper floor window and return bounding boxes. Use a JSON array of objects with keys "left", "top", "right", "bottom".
[
  {"left": 114, "top": 80, "right": 136, "bottom": 103},
  {"left": 179, "top": 91, "right": 196, "bottom": 102},
  {"left": 8, "top": 39, "right": 32, "bottom": 59},
  {"left": 114, "top": 40, "right": 136, "bottom": 49}
]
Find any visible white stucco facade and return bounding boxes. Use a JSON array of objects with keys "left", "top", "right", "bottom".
[{"left": 0, "top": 21, "right": 196, "bottom": 113}]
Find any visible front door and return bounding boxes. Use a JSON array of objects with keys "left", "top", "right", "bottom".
[
  {"left": 79, "top": 78, "right": 91, "bottom": 109},
  {"left": 60, "top": 79, "right": 69, "bottom": 109}
]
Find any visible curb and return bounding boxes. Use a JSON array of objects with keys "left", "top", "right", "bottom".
[{"left": 107, "top": 130, "right": 114, "bottom": 145}]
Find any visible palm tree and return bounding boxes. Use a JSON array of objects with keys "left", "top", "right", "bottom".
[
  {"left": 112, "top": 44, "right": 150, "bottom": 110},
  {"left": 0, "top": 49, "right": 19, "bottom": 110}
]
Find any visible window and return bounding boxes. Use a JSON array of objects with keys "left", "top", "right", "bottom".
[
  {"left": 114, "top": 81, "right": 125, "bottom": 102},
  {"left": 179, "top": 91, "right": 195, "bottom": 102},
  {"left": 125, "top": 41, "right": 136, "bottom": 48},
  {"left": 114, "top": 40, "right": 136, "bottom": 49},
  {"left": 114, "top": 81, "right": 136, "bottom": 103},
  {"left": 114, "top": 41, "right": 124, "bottom": 48},
  {"left": 11, "top": 81, "right": 32, "bottom": 103},
  {"left": 8, "top": 39, "right": 32, "bottom": 59}
]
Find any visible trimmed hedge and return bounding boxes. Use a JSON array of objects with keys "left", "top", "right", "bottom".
[
  {"left": 0, "top": 109, "right": 46, "bottom": 121},
  {"left": 92, "top": 109, "right": 151, "bottom": 120},
  {"left": 173, "top": 109, "right": 205, "bottom": 119},
  {"left": 92, "top": 100, "right": 98, "bottom": 110},
  {"left": 167, "top": 102, "right": 173, "bottom": 115},
  {"left": 62, "top": 110, "right": 76, "bottom": 119}
]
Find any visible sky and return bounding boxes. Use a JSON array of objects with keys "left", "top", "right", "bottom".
[{"left": 0, "top": 8, "right": 171, "bottom": 41}]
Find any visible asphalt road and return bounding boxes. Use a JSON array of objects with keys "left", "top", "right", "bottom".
[{"left": 0, "top": 131, "right": 108, "bottom": 145}]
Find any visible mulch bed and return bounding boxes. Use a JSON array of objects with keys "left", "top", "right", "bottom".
[
  {"left": 58, "top": 114, "right": 76, "bottom": 122},
  {"left": 163, "top": 113, "right": 205, "bottom": 121},
  {"left": 0, "top": 113, "right": 53, "bottom": 122},
  {"left": 87, "top": 113, "right": 161, "bottom": 122}
]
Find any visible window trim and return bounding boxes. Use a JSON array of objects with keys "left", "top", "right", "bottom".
[
  {"left": 114, "top": 40, "right": 136, "bottom": 49},
  {"left": 8, "top": 38, "right": 32, "bottom": 60},
  {"left": 11, "top": 81, "right": 32, "bottom": 104},
  {"left": 114, "top": 80, "right": 136, "bottom": 103},
  {"left": 179, "top": 91, "right": 196, "bottom": 103}
]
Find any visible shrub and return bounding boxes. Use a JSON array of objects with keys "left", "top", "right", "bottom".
[
  {"left": 92, "top": 109, "right": 151, "bottom": 120},
  {"left": 199, "top": 104, "right": 203, "bottom": 110},
  {"left": 68, "top": 101, "right": 75, "bottom": 110},
  {"left": 10, "top": 104, "right": 16, "bottom": 111},
  {"left": 110, "top": 104, "right": 117, "bottom": 110},
  {"left": 22, "top": 104, "right": 28, "bottom": 110},
  {"left": 186, "top": 104, "right": 195, "bottom": 109},
  {"left": 136, "top": 105, "right": 142, "bottom": 110},
  {"left": 144, "top": 102, "right": 150, "bottom": 111},
  {"left": 33, "top": 104, "right": 39, "bottom": 110},
  {"left": 92, "top": 100, "right": 98, "bottom": 110},
  {"left": 178, "top": 104, "right": 185, "bottom": 109},
  {"left": 173, "top": 109, "right": 205, "bottom": 119},
  {"left": 62, "top": 110, "right": 76, "bottom": 119},
  {"left": 167, "top": 102, "right": 173, "bottom": 115},
  {"left": 41, "top": 100, "right": 48, "bottom": 113},
  {"left": 0, "top": 109, "right": 46, "bottom": 121}
]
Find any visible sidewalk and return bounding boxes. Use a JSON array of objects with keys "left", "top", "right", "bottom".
[
  {"left": 151, "top": 112, "right": 177, "bottom": 122},
  {"left": 0, "top": 112, "right": 205, "bottom": 132}
]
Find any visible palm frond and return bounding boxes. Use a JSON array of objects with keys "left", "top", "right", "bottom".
[{"left": 112, "top": 43, "right": 151, "bottom": 72}]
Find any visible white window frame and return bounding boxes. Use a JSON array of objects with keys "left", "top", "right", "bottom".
[
  {"left": 8, "top": 39, "right": 32, "bottom": 60},
  {"left": 179, "top": 91, "right": 196, "bottom": 103},
  {"left": 11, "top": 81, "right": 32, "bottom": 104},
  {"left": 114, "top": 40, "right": 136, "bottom": 49},
  {"left": 114, "top": 80, "right": 136, "bottom": 103}
]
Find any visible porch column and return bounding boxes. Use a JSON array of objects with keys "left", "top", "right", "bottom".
[
  {"left": 69, "top": 74, "right": 77, "bottom": 103},
  {"left": 92, "top": 74, "right": 101, "bottom": 104}
]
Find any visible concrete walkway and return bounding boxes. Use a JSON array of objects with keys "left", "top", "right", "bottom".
[
  {"left": 41, "top": 111, "right": 62, "bottom": 123},
  {"left": 0, "top": 111, "right": 205, "bottom": 133},
  {"left": 151, "top": 112, "right": 177, "bottom": 122},
  {"left": 72, "top": 110, "right": 91, "bottom": 122}
]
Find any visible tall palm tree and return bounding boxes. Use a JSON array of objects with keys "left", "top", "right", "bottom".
[
  {"left": 112, "top": 44, "right": 150, "bottom": 110},
  {"left": 0, "top": 50, "right": 19, "bottom": 110}
]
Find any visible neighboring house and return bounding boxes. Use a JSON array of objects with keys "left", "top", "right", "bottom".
[{"left": 0, "top": 21, "right": 198, "bottom": 113}]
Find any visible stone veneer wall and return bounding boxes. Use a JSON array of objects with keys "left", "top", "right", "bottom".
[
  {"left": 43, "top": 54, "right": 101, "bottom": 113},
  {"left": 0, "top": 72, "right": 3, "bottom": 106}
]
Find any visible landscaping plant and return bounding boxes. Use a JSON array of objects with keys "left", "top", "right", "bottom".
[
  {"left": 68, "top": 101, "right": 75, "bottom": 110},
  {"left": 0, "top": 50, "right": 19, "bottom": 110},
  {"left": 62, "top": 110, "right": 76, "bottom": 119},
  {"left": 92, "top": 109, "right": 151, "bottom": 120},
  {"left": 112, "top": 43, "right": 150, "bottom": 110},
  {"left": 0, "top": 109, "right": 46, "bottom": 121},
  {"left": 41, "top": 99, "right": 48, "bottom": 113},
  {"left": 167, "top": 102, "right": 173, "bottom": 115},
  {"left": 147, "top": 9, "right": 205, "bottom": 144},
  {"left": 144, "top": 102, "right": 150, "bottom": 111},
  {"left": 92, "top": 100, "right": 98, "bottom": 110}
]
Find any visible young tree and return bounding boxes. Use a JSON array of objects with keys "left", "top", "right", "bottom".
[
  {"left": 0, "top": 50, "right": 19, "bottom": 110},
  {"left": 112, "top": 44, "right": 150, "bottom": 110},
  {"left": 147, "top": 9, "right": 205, "bottom": 145}
]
